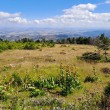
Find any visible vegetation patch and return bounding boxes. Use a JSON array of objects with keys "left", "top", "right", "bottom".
[
  {"left": 101, "top": 67, "right": 110, "bottom": 74},
  {"left": 84, "top": 75, "right": 98, "bottom": 83},
  {"left": 81, "top": 52, "right": 101, "bottom": 61}
]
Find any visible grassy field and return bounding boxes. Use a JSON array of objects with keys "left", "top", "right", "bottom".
[{"left": 0, "top": 44, "right": 110, "bottom": 109}]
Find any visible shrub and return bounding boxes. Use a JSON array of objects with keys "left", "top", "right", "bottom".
[
  {"left": 23, "top": 42, "right": 36, "bottom": 50},
  {"left": 101, "top": 83, "right": 110, "bottom": 109},
  {"left": 10, "top": 96, "right": 25, "bottom": 110},
  {"left": 101, "top": 67, "right": 110, "bottom": 74},
  {"left": 81, "top": 52, "right": 101, "bottom": 61},
  {"left": 22, "top": 74, "right": 33, "bottom": 90},
  {"left": 56, "top": 69, "right": 82, "bottom": 96},
  {"left": 12, "top": 73, "right": 22, "bottom": 86},
  {"left": 30, "top": 89, "right": 45, "bottom": 97},
  {"left": 34, "top": 80, "right": 44, "bottom": 89},
  {"left": 42, "top": 77, "right": 57, "bottom": 90},
  {"left": 34, "top": 77, "right": 57, "bottom": 90},
  {"left": 0, "top": 86, "right": 11, "bottom": 101},
  {"left": 47, "top": 42, "right": 55, "bottom": 47},
  {"left": 104, "top": 83, "right": 110, "bottom": 96},
  {"left": 60, "top": 44, "right": 67, "bottom": 47},
  {"left": 84, "top": 76, "right": 98, "bottom": 83}
]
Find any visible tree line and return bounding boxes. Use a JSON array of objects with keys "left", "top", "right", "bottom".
[{"left": 56, "top": 34, "right": 110, "bottom": 45}]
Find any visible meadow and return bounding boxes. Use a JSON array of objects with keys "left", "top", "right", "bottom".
[{"left": 0, "top": 43, "right": 110, "bottom": 110}]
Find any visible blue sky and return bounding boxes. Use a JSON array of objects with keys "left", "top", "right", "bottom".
[
  {"left": 0, "top": 0, "right": 109, "bottom": 19},
  {"left": 0, "top": 0, "right": 110, "bottom": 28}
]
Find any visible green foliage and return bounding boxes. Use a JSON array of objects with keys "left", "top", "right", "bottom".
[
  {"left": 84, "top": 67, "right": 98, "bottom": 83},
  {"left": 10, "top": 96, "right": 24, "bottom": 110},
  {"left": 34, "top": 68, "right": 81, "bottom": 96},
  {"left": 96, "top": 34, "right": 110, "bottom": 61},
  {"left": 42, "top": 77, "right": 57, "bottom": 89},
  {"left": 56, "top": 69, "right": 82, "bottom": 96},
  {"left": 101, "top": 83, "right": 110, "bottom": 109},
  {"left": 81, "top": 52, "right": 101, "bottom": 61},
  {"left": 22, "top": 74, "right": 33, "bottom": 90},
  {"left": 23, "top": 42, "right": 36, "bottom": 50},
  {"left": 30, "top": 89, "right": 45, "bottom": 97},
  {"left": 0, "top": 86, "right": 11, "bottom": 101},
  {"left": 84, "top": 76, "right": 98, "bottom": 83},
  {"left": 96, "top": 34, "right": 110, "bottom": 51},
  {"left": 12, "top": 73, "right": 22, "bottom": 86},
  {"left": 34, "top": 80, "right": 44, "bottom": 89},
  {"left": 0, "top": 38, "right": 55, "bottom": 52},
  {"left": 18, "top": 38, "right": 33, "bottom": 43},
  {"left": 34, "top": 77, "right": 57, "bottom": 90},
  {"left": 104, "top": 83, "right": 110, "bottom": 96},
  {"left": 57, "top": 37, "right": 91, "bottom": 44}
]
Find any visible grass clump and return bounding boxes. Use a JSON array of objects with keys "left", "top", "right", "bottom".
[
  {"left": 104, "top": 83, "right": 110, "bottom": 96},
  {"left": 84, "top": 67, "right": 98, "bottom": 83},
  {"left": 100, "top": 83, "right": 110, "bottom": 109},
  {"left": 30, "top": 89, "right": 45, "bottom": 97},
  {"left": 101, "top": 67, "right": 110, "bottom": 74},
  {"left": 84, "top": 76, "right": 98, "bottom": 83},
  {"left": 11, "top": 73, "right": 22, "bottom": 86},
  {"left": 81, "top": 52, "right": 101, "bottom": 61},
  {"left": 0, "top": 86, "right": 11, "bottom": 101}
]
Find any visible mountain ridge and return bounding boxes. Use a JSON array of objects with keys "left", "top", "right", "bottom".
[{"left": 0, "top": 28, "right": 110, "bottom": 41}]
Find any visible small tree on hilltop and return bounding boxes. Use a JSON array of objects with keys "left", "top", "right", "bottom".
[{"left": 96, "top": 34, "right": 110, "bottom": 61}]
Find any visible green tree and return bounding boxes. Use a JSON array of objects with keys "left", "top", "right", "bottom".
[{"left": 96, "top": 34, "right": 110, "bottom": 61}]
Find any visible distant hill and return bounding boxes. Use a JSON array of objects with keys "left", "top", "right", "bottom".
[
  {"left": 0, "top": 28, "right": 110, "bottom": 41},
  {"left": 82, "top": 30, "right": 110, "bottom": 37}
]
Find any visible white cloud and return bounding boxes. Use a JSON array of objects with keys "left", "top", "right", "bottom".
[
  {"left": 49, "top": 3, "right": 110, "bottom": 28},
  {"left": 0, "top": 3, "right": 110, "bottom": 29},
  {"left": 8, "top": 17, "right": 28, "bottom": 24},
  {"left": 63, "top": 3, "right": 96, "bottom": 14},
  {"left": 34, "top": 20, "right": 40, "bottom": 24},
  {"left": 0, "top": 12, "right": 20, "bottom": 18},
  {"left": 40, "top": 18, "right": 57, "bottom": 24}
]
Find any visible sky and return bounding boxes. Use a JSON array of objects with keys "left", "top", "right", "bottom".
[{"left": 0, "top": 0, "right": 110, "bottom": 29}]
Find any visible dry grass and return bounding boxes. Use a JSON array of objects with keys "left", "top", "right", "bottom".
[{"left": 0, "top": 44, "right": 110, "bottom": 102}]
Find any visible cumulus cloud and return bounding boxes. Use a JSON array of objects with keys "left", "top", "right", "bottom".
[
  {"left": 0, "top": 3, "right": 110, "bottom": 28},
  {"left": 63, "top": 3, "right": 96, "bottom": 14},
  {"left": 0, "top": 12, "right": 20, "bottom": 18},
  {"left": 8, "top": 17, "right": 28, "bottom": 24},
  {"left": 33, "top": 3, "right": 110, "bottom": 28},
  {"left": 48, "top": 3, "right": 110, "bottom": 28},
  {"left": 40, "top": 18, "right": 57, "bottom": 24}
]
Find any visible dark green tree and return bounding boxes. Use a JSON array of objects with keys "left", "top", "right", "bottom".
[{"left": 96, "top": 34, "right": 110, "bottom": 61}]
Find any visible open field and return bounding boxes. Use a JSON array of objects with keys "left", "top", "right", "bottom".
[{"left": 0, "top": 44, "right": 110, "bottom": 109}]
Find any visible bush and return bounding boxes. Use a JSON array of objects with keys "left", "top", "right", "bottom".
[
  {"left": 104, "top": 83, "right": 110, "bottom": 96},
  {"left": 101, "top": 67, "right": 110, "bottom": 74},
  {"left": 101, "top": 83, "right": 110, "bottom": 109},
  {"left": 84, "top": 76, "right": 98, "bottom": 83},
  {"left": 56, "top": 69, "right": 82, "bottom": 96},
  {"left": 81, "top": 52, "right": 101, "bottom": 61},
  {"left": 22, "top": 74, "right": 33, "bottom": 89},
  {"left": 12, "top": 73, "right": 22, "bottom": 86},
  {"left": 0, "top": 86, "right": 11, "bottom": 101},
  {"left": 42, "top": 77, "right": 57, "bottom": 89},
  {"left": 30, "top": 89, "right": 45, "bottom": 97},
  {"left": 47, "top": 42, "right": 55, "bottom": 47},
  {"left": 23, "top": 42, "right": 36, "bottom": 50},
  {"left": 34, "top": 77, "right": 57, "bottom": 90},
  {"left": 34, "top": 80, "right": 44, "bottom": 89}
]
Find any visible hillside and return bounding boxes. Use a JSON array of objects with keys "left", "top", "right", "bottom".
[
  {"left": 0, "top": 44, "right": 110, "bottom": 109},
  {"left": 0, "top": 28, "right": 110, "bottom": 41}
]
